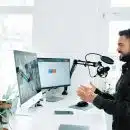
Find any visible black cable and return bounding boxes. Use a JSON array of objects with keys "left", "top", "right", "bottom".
[
  {"left": 42, "top": 88, "right": 52, "bottom": 95},
  {"left": 87, "top": 65, "right": 97, "bottom": 78},
  {"left": 85, "top": 53, "right": 101, "bottom": 78},
  {"left": 85, "top": 53, "right": 101, "bottom": 61}
]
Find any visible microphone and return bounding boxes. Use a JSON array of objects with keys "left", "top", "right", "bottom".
[
  {"left": 101, "top": 56, "right": 114, "bottom": 64},
  {"left": 97, "top": 66, "right": 110, "bottom": 77}
]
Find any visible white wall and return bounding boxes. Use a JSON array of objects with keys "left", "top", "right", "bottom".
[
  {"left": 32, "top": 0, "right": 109, "bottom": 95},
  {"left": 33, "top": 0, "right": 109, "bottom": 53}
]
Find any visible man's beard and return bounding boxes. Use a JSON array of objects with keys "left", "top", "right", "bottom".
[{"left": 119, "top": 52, "right": 130, "bottom": 62}]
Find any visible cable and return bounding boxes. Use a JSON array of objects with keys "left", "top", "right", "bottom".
[
  {"left": 85, "top": 53, "right": 110, "bottom": 78},
  {"left": 87, "top": 65, "right": 97, "bottom": 78},
  {"left": 85, "top": 53, "right": 101, "bottom": 61},
  {"left": 42, "top": 88, "right": 53, "bottom": 95},
  {"left": 85, "top": 53, "right": 101, "bottom": 78}
]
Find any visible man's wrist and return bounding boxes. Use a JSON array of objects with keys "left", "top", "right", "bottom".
[
  {"left": 93, "top": 87, "right": 96, "bottom": 92},
  {"left": 92, "top": 94, "right": 98, "bottom": 102},
  {"left": 95, "top": 88, "right": 101, "bottom": 94}
]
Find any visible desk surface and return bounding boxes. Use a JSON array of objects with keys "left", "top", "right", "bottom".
[{"left": 9, "top": 95, "right": 107, "bottom": 130}]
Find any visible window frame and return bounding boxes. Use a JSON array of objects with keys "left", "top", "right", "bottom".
[
  {"left": 0, "top": 0, "right": 34, "bottom": 7},
  {"left": 0, "top": 1, "right": 34, "bottom": 51}
]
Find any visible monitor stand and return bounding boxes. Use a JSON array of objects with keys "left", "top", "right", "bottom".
[
  {"left": 14, "top": 94, "right": 43, "bottom": 117},
  {"left": 45, "top": 88, "right": 64, "bottom": 102},
  {"left": 15, "top": 101, "right": 43, "bottom": 117},
  {"left": 34, "top": 100, "right": 43, "bottom": 107}
]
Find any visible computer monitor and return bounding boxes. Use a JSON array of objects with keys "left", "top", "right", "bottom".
[
  {"left": 37, "top": 58, "right": 70, "bottom": 102},
  {"left": 13, "top": 50, "right": 42, "bottom": 110},
  {"left": 37, "top": 58, "right": 70, "bottom": 89}
]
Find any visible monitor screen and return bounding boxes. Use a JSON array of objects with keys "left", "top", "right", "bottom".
[
  {"left": 13, "top": 50, "right": 41, "bottom": 105},
  {"left": 38, "top": 58, "right": 70, "bottom": 89}
]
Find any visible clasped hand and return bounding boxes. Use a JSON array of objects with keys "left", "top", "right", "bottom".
[{"left": 77, "top": 83, "right": 97, "bottom": 103}]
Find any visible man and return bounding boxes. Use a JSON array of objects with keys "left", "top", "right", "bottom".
[{"left": 77, "top": 29, "right": 130, "bottom": 130}]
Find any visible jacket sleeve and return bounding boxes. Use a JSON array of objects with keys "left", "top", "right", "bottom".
[
  {"left": 93, "top": 95, "right": 130, "bottom": 116},
  {"left": 95, "top": 88, "right": 115, "bottom": 100}
]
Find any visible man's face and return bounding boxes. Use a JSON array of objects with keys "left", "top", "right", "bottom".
[{"left": 117, "top": 36, "right": 130, "bottom": 58}]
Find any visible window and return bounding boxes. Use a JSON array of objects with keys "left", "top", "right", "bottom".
[
  {"left": 100, "top": 0, "right": 130, "bottom": 93},
  {"left": 0, "top": 2, "right": 33, "bottom": 99},
  {"left": 108, "top": 21, "right": 130, "bottom": 90},
  {"left": 108, "top": 21, "right": 130, "bottom": 54},
  {"left": 111, "top": 0, "right": 130, "bottom": 7},
  {"left": 0, "top": 14, "right": 33, "bottom": 99},
  {"left": 0, "top": 14, "right": 33, "bottom": 50},
  {"left": 0, "top": 0, "right": 34, "bottom": 6}
]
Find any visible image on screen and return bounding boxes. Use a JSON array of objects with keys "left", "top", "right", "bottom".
[
  {"left": 13, "top": 50, "right": 41, "bottom": 105},
  {"left": 38, "top": 58, "right": 70, "bottom": 89}
]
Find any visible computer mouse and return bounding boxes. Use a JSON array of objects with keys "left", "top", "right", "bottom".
[{"left": 76, "top": 101, "right": 88, "bottom": 107}]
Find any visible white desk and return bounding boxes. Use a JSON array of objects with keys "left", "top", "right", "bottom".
[{"left": 9, "top": 95, "right": 107, "bottom": 130}]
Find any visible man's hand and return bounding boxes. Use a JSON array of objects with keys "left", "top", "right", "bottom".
[
  {"left": 79, "top": 82, "right": 96, "bottom": 92},
  {"left": 76, "top": 84, "right": 97, "bottom": 103}
]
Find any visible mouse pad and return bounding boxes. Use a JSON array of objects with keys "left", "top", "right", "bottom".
[
  {"left": 69, "top": 104, "right": 93, "bottom": 111},
  {"left": 59, "top": 124, "right": 89, "bottom": 130}
]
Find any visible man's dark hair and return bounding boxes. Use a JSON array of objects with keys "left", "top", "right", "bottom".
[{"left": 119, "top": 29, "right": 130, "bottom": 38}]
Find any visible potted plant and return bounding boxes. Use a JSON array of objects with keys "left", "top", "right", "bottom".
[{"left": 0, "top": 84, "right": 19, "bottom": 129}]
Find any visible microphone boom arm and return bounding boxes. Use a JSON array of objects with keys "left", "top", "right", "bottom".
[
  {"left": 62, "top": 59, "right": 101, "bottom": 95},
  {"left": 70, "top": 60, "right": 99, "bottom": 78}
]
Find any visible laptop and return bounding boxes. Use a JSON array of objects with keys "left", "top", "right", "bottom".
[{"left": 59, "top": 124, "right": 89, "bottom": 130}]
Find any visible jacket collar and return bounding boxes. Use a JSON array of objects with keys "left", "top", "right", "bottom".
[{"left": 122, "top": 62, "right": 130, "bottom": 73}]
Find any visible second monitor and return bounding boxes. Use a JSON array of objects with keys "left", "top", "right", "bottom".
[
  {"left": 38, "top": 58, "right": 70, "bottom": 89},
  {"left": 38, "top": 58, "right": 70, "bottom": 102}
]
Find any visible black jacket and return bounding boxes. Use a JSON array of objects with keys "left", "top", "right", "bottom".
[{"left": 93, "top": 62, "right": 130, "bottom": 130}]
